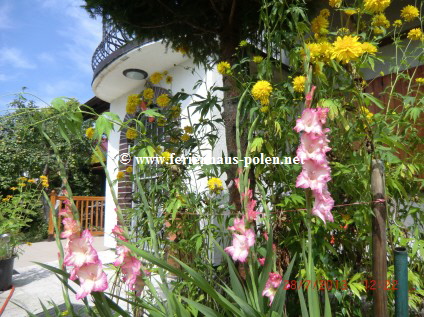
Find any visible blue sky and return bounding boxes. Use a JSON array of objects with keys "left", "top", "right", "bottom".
[{"left": 0, "top": 0, "right": 102, "bottom": 112}]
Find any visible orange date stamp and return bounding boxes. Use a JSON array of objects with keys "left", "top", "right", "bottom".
[{"left": 284, "top": 280, "right": 348, "bottom": 291}]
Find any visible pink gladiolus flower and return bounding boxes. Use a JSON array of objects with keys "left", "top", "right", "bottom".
[
  {"left": 295, "top": 159, "right": 331, "bottom": 193},
  {"left": 262, "top": 272, "right": 282, "bottom": 305},
  {"left": 64, "top": 230, "right": 98, "bottom": 267},
  {"left": 121, "top": 256, "right": 142, "bottom": 289},
  {"left": 305, "top": 85, "right": 316, "bottom": 108},
  {"left": 224, "top": 229, "right": 255, "bottom": 263},
  {"left": 312, "top": 187, "right": 334, "bottom": 223},
  {"left": 228, "top": 217, "right": 247, "bottom": 234},
  {"left": 258, "top": 257, "right": 266, "bottom": 266},
  {"left": 74, "top": 262, "right": 108, "bottom": 300},
  {"left": 294, "top": 108, "right": 329, "bottom": 135},
  {"left": 113, "top": 245, "right": 131, "bottom": 266},
  {"left": 296, "top": 133, "right": 331, "bottom": 164},
  {"left": 61, "top": 218, "right": 80, "bottom": 239},
  {"left": 112, "top": 225, "right": 127, "bottom": 241}
]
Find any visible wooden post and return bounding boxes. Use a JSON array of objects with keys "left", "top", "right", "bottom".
[
  {"left": 47, "top": 190, "right": 56, "bottom": 240},
  {"left": 371, "top": 159, "right": 388, "bottom": 316}
]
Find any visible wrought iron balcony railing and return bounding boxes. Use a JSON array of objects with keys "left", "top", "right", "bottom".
[{"left": 91, "top": 19, "right": 152, "bottom": 79}]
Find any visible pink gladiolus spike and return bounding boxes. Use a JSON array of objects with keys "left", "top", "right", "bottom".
[
  {"left": 305, "top": 85, "right": 316, "bottom": 108},
  {"left": 234, "top": 178, "right": 240, "bottom": 190},
  {"left": 224, "top": 229, "right": 255, "bottom": 263},
  {"left": 121, "top": 256, "right": 142, "bottom": 289},
  {"left": 112, "top": 225, "right": 127, "bottom": 241},
  {"left": 258, "top": 257, "right": 266, "bottom": 266},
  {"left": 75, "top": 262, "right": 108, "bottom": 300},
  {"left": 228, "top": 217, "right": 246, "bottom": 233},
  {"left": 312, "top": 188, "right": 334, "bottom": 223},
  {"left": 262, "top": 272, "right": 283, "bottom": 305},
  {"left": 64, "top": 230, "right": 98, "bottom": 268},
  {"left": 263, "top": 231, "right": 269, "bottom": 241},
  {"left": 61, "top": 218, "right": 80, "bottom": 239}
]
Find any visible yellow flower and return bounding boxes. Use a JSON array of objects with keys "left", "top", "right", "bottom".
[
  {"left": 251, "top": 80, "right": 272, "bottom": 105},
  {"left": 184, "top": 126, "right": 193, "bottom": 133},
  {"left": 407, "top": 28, "right": 423, "bottom": 41},
  {"left": 400, "top": 5, "right": 419, "bottom": 22},
  {"left": 393, "top": 20, "right": 402, "bottom": 27},
  {"left": 126, "top": 166, "right": 133, "bottom": 174},
  {"left": 166, "top": 76, "right": 173, "bottom": 84},
  {"left": 415, "top": 77, "right": 424, "bottom": 84},
  {"left": 293, "top": 76, "right": 306, "bottom": 93},
  {"left": 143, "top": 88, "right": 154, "bottom": 100},
  {"left": 149, "top": 72, "right": 163, "bottom": 84},
  {"left": 162, "top": 151, "right": 171, "bottom": 163},
  {"left": 329, "top": 0, "right": 342, "bottom": 8},
  {"left": 319, "top": 41, "right": 333, "bottom": 62},
  {"left": 217, "top": 61, "right": 231, "bottom": 75},
  {"left": 344, "top": 9, "right": 358, "bottom": 15},
  {"left": 85, "top": 127, "right": 95, "bottom": 139},
  {"left": 180, "top": 133, "right": 190, "bottom": 142},
  {"left": 311, "top": 14, "right": 329, "bottom": 35},
  {"left": 126, "top": 128, "right": 138, "bottom": 140},
  {"left": 26, "top": 242, "right": 32, "bottom": 246},
  {"left": 207, "top": 177, "right": 223, "bottom": 194},
  {"left": 253, "top": 56, "right": 263, "bottom": 63},
  {"left": 170, "top": 137, "right": 179, "bottom": 143},
  {"left": 331, "top": 35, "right": 364, "bottom": 63},
  {"left": 364, "top": 0, "right": 391, "bottom": 13},
  {"left": 320, "top": 9, "right": 330, "bottom": 18},
  {"left": 126, "top": 94, "right": 140, "bottom": 114},
  {"left": 18, "top": 177, "right": 27, "bottom": 181},
  {"left": 10, "top": 187, "right": 17, "bottom": 191},
  {"left": 170, "top": 105, "right": 181, "bottom": 119},
  {"left": 306, "top": 43, "right": 322, "bottom": 63},
  {"left": 361, "top": 42, "right": 378, "bottom": 54},
  {"left": 260, "top": 106, "right": 269, "bottom": 113},
  {"left": 18, "top": 182, "right": 26, "bottom": 187},
  {"left": 361, "top": 106, "right": 374, "bottom": 120},
  {"left": 239, "top": 40, "right": 248, "bottom": 47},
  {"left": 156, "top": 94, "right": 170, "bottom": 108},
  {"left": 372, "top": 13, "right": 390, "bottom": 28},
  {"left": 27, "top": 179, "right": 36, "bottom": 183},
  {"left": 157, "top": 117, "right": 167, "bottom": 126},
  {"left": 116, "top": 171, "right": 125, "bottom": 179},
  {"left": 373, "top": 27, "right": 384, "bottom": 35}
]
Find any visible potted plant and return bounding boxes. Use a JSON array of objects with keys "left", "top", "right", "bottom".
[{"left": 0, "top": 177, "right": 44, "bottom": 291}]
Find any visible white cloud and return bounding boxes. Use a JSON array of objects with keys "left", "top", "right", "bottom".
[
  {"left": 0, "top": 3, "right": 13, "bottom": 29},
  {"left": 0, "top": 47, "right": 36, "bottom": 69}
]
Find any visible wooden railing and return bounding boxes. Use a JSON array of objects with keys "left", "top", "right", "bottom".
[{"left": 48, "top": 191, "right": 105, "bottom": 238}]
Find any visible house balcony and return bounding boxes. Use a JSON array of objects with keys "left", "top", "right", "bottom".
[{"left": 91, "top": 20, "right": 187, "bottom": 102}]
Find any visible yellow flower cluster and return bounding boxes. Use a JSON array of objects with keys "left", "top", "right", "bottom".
[
  {"left": 184, "top": 126, "right": 193, "bottom": 133},
  {"left": 251, "top": 80, "right": 272, "bottom": 105},
  {"left": 306, "top": 42, "right": 332, "bottom": 63},
  {"left": 40, "top": 175, "right": 49, "bottom": 188},
  {"left": 364, "top": 0, "right": 391, "bottom": 13},
  {"left": 207, "top": 177, "right": 223, "bottom": 194},
  {"left": 170, "top": 105, "right": 182, "bottom": 119},
  {"left": 253, "top": 56, "right": 263, "bottom": 63},
  {"left": 311, "top": 9, "right": 330, "bottom": 35},
  {"left": 361, "top": 42, "right": 378, "bottom": 54},
  {"left": 293, "top": 76, "right": 306, "bottom": 93},
  {"left": 180, "top": 133, "right": 190, "bottom": 142},
  {"left": 2, "top": 195, "right": 13, "bottom": 202},
  {"left": 372, "top": 13, "right": 390, "bottom": 28},
  {"left": 217, "top": 61, "right": 231, "bottom": 75},
  {"left": 344, "top": 9, "right": 358, "bottom": 16},
  {"left": 415, "top": 78, "right": 424, "bottom": 84},
  {"left": 400, "top": 5, "right": 419, "bottom": 22},
  {"left": 156, "top": 94, "right": 170, "bottom": 108},
  {"left": 149, "top": 72, "right": 163, "bottom": 85},
  {"left": 329, "top": 0, "right": 342, "bottom": 8},
  {"left": 85, "top": 127, "right": 95, "bottom": 139},
  {"left": 143, "top": 88, "right": 154, "bottom": 100},
  {"left": 116, "top": 171, "right": 125, "bottom": 180},
  {"left": 126, "top": 128, "right": 138, "bottom": 140},
  {"left": 239, "top": 40, "right": 248, "bottom": 47},
  {"left": 393, "top": 20, "right": 402, "bottom": 28},
  {"left": 126, "top": 94, "right": 140, "bottom": 114},
  {"left": 407, "top": 28, "right": 423, "bottom": 41},
  {"left": 162, "top": 151, "right": 171, "bottom": 163},
  {"left": 361, "top": 106, "right": 374, "bottom": 120}
]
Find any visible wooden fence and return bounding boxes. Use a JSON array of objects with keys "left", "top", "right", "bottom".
[{"left": 48, "top": 190, "right": 105, "bottom": 238}]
